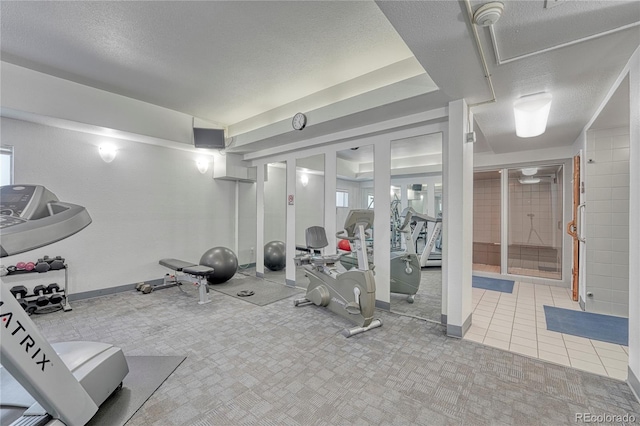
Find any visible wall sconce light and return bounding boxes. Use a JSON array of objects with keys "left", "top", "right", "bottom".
[
  {"left": 196, "top": 158, "right": 209, "bottom": 174},
  {"left": 98, "top": 144, "right": 117, "bottom": 163},
  {"left": 300, "top": 174, "right": 309, "bottom": 187},
  {"left": 521, "top": 167, "right": 538, "bottom": 176},
  {"left": 514, "top": 93, "right": 552, "bottom": 138}
]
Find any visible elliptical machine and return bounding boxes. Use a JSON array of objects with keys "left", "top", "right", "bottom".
[{"left": 294, "top": 209, "right": 382, "bottom": 337}]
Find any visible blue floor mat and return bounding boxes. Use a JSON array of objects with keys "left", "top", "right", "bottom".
[
  {"left": 544, "top": 305, "right": 628, "bottom": 346},
  {"left": 472, "top": 276, "right": 514, "bottom": 293}
]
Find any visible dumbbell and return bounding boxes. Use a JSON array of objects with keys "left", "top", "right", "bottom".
[
  {"left": 25, "top": 302, "right": 38, "bottom": 315},
  {"left": 10, "top": 285, "right": 28, "bottom": 299},
  {"left": 50, "top": 256, "right": 64, "bottom": 271},
  {"left": 47, "top": 283, "right": 61, "bottom": 293},
  {"left": 36, "top": 296, "right": 49, "bottom": 307},
  {"left": 35, "top": 258, "right": 51, "bottom": 273},
  {"left": 33, "top": 285, "right": 48, "bottom": 296},
  {"left": 49, "top": 294, "right": 64, "bottom": 304}
]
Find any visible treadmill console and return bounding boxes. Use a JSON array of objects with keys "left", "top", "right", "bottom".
[{"left": 0, "top": 185, "right": 92, "bottom": 257}]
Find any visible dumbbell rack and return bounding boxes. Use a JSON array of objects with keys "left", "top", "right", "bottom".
[{"left": 3, "top": 264, "right": 72, "bottom": 314}]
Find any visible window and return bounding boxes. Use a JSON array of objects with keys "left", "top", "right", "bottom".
[
  {"left": 1, "top": 146, "right": 14, "bottom": 186},
  {"left": 336, "top": 190, "right": 349, "bottom": 208},
  {"left": 367, "top": 195, "right": 374, "bottom": 209}
]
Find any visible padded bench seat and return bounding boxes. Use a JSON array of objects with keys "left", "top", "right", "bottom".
[
  {"left": 159, "top": 258, "right": 197, "bottom": 271},
  {"left": 183, "top": 265, "right": 214, "bottom": 277}
]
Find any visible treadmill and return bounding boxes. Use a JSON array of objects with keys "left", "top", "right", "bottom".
[{"left": 1, "top": 185, "right": 129, "bottom": 426}]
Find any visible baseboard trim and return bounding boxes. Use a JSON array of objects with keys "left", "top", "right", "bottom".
[
  {"left": 446, "top": 313, "right": 472, "bottom": 338},
  {"left": 441, "top": 314, "right": 447, "bottom": 325},
  {"left": 256, "top": 272, "right": 265, "bottom": 278},
  {"left": 375, "top": 300, "right": 391, "bottom": 311},
  {"left": 68, "top": 278, "right": 165, "bottom": 301},
  {"left": 628, "top": 367, "right": 640, "bottom": 403},
  {"left": 285, "top": 279, "right": 296, "bottom": 287}
]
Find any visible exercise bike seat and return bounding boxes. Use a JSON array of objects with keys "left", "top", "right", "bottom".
[{"left": 304, "top": 226, "right": 342, "bottom": 266}]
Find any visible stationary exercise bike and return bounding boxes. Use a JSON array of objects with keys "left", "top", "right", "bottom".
[{"left": 294, "top": 209, "right": 382, "bottom": 337}]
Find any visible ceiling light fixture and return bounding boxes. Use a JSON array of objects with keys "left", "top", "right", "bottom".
[
  {"left": 519, "top": 177, "right": 541, "bottom": 184},
  {"left": 521, "top": 167, "right": 538, "bottom": 176},
  {"left": 514, "top": 93, "right": 552, "bottom": 138},
  {"left": 473, "top": 2, "right": 504, "bottom": 27}
]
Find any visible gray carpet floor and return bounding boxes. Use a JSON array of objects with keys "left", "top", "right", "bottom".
[{"left": 31, "top": 273, "right": 639, "bottom": 425}]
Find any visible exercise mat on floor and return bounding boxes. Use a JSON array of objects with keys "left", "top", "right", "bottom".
[
  {"left": 210, "top": 275, "right": 303, "bottom": 306},
  {"left": 544, "top": 305, "right": 628, "bottom": 346},
  {"left": 87, "top": 355, "right": 185, "bottom": 426},
  {"left": 472, "top": 275, "right": 514, "bottom": 293}
]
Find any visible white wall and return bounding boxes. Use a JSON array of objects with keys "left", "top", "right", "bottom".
[
  {"left": 1, "top": 117, "right": 243, "bottom": 294},
  {"left": 584, "top": 127, "right": 630, "bottom": 317}
]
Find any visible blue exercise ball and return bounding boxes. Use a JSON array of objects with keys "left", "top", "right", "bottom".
[
  {"left": 264, "top": 241, "right": 286, "bottom": 271},
  {"left": 200, "top": 247, "right": 238, "bottom": 284}
]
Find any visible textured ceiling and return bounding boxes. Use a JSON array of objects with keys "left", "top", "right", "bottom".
[
  {"left": 0, "top": 1, "right": 417, "bottom": 126},
  {"left": 1, "top": 0, "right": 638, "bottom": 158},
  {"left": 377, "top": 0, "right": 640, "bottom": 154}
]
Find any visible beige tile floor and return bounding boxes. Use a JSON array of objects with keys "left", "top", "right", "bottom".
[
  {"left": 464, "top": 279, "right": 629, "bottom": 381},
  {"left": 472, "top": 262, "right": 561, "bottom": 280}
]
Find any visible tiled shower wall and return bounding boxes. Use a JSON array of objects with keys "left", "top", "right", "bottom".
[
  {"left": 584, "top": 127, "right": 630, "bottom": 317},
  {"left": 473, "top": 176, "right": 501, "bottom": 266}
]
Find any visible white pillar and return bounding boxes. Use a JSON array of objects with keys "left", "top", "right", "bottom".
[
  {"left": 627, "top": 48, "right": 640, "bottom": 400},
  {"left": 256, "top": 163, "right": 265, "bottom": 277},
  {"left": 324, "top": 151, "right": 337, "bottom": 255},
  {"left": 285, "top": 159, "right": 297, "bottom": 287},
  {"left": 374, "top": 139, "right": 391, "bottom": 307},
  {"left": 444, "top": 99, "right": 474, "bottom": 337}
]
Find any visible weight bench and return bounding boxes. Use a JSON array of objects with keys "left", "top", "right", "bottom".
[{"left": 159, "top": 258, "right": 214, "bottom": 305}]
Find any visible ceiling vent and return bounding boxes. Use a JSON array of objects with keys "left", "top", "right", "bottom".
[{"left": 473, "top": 2, "right": 504, "bottom": 27}]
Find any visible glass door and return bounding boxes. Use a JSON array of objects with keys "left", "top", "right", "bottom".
[{"left": 507, "top": 165, "right": 563, "bottom": 279}]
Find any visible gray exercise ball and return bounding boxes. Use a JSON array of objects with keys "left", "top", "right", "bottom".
[
  {"left": 264, "top": 241, "right": 286, "bottom": 271},
  {"left": 200, "top": 247, "right": 238, "bottom": 284}
]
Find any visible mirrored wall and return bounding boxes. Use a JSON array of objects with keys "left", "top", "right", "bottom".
[
  {"left": 388, "top": 133, "right": 443, "bottom": 323},
  {"left": 262, "top": 161, "right": 287, "bottom": 283},
  {"left": 295, "top": 154, "right": 325, "bottom": 288},
  {"left": 335, "top": 145, "right": 374, "bottom": 278}
]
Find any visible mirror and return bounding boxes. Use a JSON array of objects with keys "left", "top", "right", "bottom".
[
  {"left": 262, "top": 161, "right": 287, "bottom": 283},
  {"left": 335, "top": 145, "right": 374, "bottom": 275},
  {"left": 295, "top": 154, "right": 325, "bottom": 288},
  {"left": 388, "top": 133, "right": 443, "bottom": 323}
]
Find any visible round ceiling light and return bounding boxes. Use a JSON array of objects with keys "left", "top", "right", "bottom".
[{"left": 473, "top": 2, "right": 504, "bottom": 27}]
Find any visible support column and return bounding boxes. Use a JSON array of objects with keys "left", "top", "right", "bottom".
[
  {"left": 444, "top": 99, "right": 474, "bottom": 337},
  {"left": 325, "top": 151, "right": 337, "bottom": 255},
  {"left": 256, "top": 163, "right": 265, "bottom": 278},
  {"left": 374, "top": 139, "right": 391, "bottom": 309},
  {"left": 628, "top": 48, "right": 640, "bottom": 400},
  {"left": 285, "top": 159, "right": 296, "bottom": 287}
]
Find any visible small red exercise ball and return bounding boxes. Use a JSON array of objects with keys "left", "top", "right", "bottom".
[{"left": 338, "top": 239, "right": 351, "bottom": 252}]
